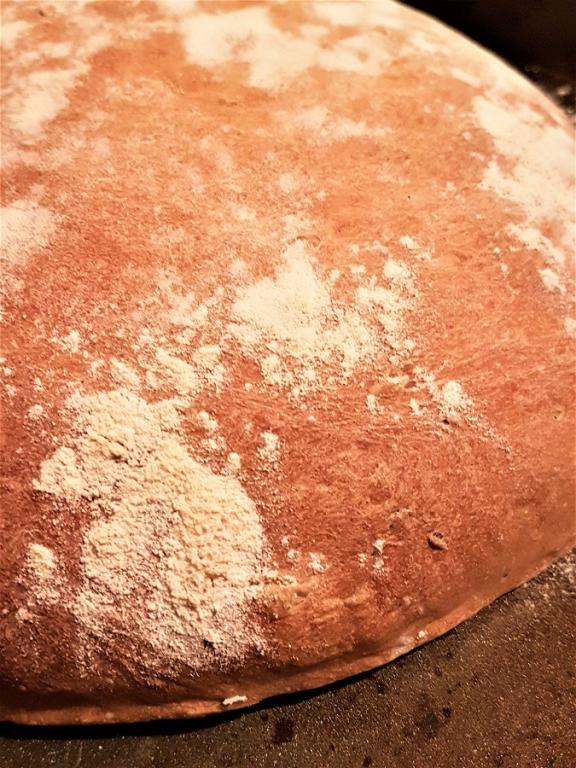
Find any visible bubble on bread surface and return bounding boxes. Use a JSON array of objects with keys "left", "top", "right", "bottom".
[{"left": 34, "top": 389, "right": 266, "bottom": 669}]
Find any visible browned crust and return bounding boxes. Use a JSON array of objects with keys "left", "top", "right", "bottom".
[
  {"left": 4, "top": 545, "right": 572, "bottom": 726},
  {"left": 1, "top": 0, "right": 574, "bottom": 725}
]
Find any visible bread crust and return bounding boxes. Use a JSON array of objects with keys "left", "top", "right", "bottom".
[{"left": 1, "top": 0, "right": 574, "bottom": 725}]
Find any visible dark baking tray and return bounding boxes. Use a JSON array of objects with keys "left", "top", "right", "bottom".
[{"left": 1, "top": 3, "right": 574, "bottom": 766}]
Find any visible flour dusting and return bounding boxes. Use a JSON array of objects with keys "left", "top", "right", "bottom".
[
  {"left": 474, "top": 96, "right": 573, "bottom": 252},
  {"left": 34, "top": 389, "right": 267, "bottom": 668},
  {"left": 228, "top": 240, "right": 415, "bottom": 396},
  {"left": 287, "top": 105, "right": 389, "bottom": 142},
  {"left": 23, "top": 543, "right": 59, "bottom": 605},
  {"left": 1, "top": 201, "right": 56, "bottom": 268},
  {"left": 177, "top": 5, "right": 392, "bottom": 90}
]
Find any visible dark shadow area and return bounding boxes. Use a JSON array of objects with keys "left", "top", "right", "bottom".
[
  {"left": 406, "top": 0, "right": 575, "bottom": 67},
  {"left": 405, "top": 0, "right": 575, "bottom": 110}
]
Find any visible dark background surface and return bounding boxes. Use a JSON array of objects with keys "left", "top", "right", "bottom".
[
  {"left": 409, "top": 0, "right": 575, "bottom": 112},
  {"left": 1, "top": 2, "right": 574, "bottom": 767}
]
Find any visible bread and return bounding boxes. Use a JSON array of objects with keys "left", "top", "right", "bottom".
[{"left": 1, "top": 0, "right": 574, "bottom": 726}]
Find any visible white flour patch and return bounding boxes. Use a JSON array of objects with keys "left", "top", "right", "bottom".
[
  {"left": 507, "top": 224, "right": 566, "bottom": 269},
  {"left": 409, "top": 29, "right": 447, "bottom": 55},
  {"left": 278, "top": 173, "right": 299, "bottom": 194},
  {"left": 1, "top": 20, "right": 30, "bottom": 50},
  {"left": 197, "top": 410, "right": 219, "bottom": 434},
  {"left": 313, "top": 0, "right": 404, "bottom": 29},
  {"left": 110, "top": 359, "right": 141, "bottom": 389},
  {"left": 52, "top": 330, "right": 82, "bottom": 353},
  {"left": 539, "top": 268, "right": 564, "bottom": 293},
  {"left": 18, "top": 41, "right": 73, "bottom": 67},
  {"left": 34, "top": 388, "right": 267, "bottom": 669},
  {"left": 5, "top": 29, "right": 111, "bottom": 140},
  {"left": 27, "top": 404, "right": 44, "bottom": 420},
  {"left": 287, "top": 105, "right": 389, "bottom": 142},
  {"left": 226, "top": 452, "right": 241, "bottom": 473},
  {"left": 415, "top": 370, "right": 476, "bottom": 424},
  {"left": 1, "top": 201, "right": 57, "bottom": 268},
  {"left": 366, "top": 393, "right": 383, "bottom": 415},
  {"left": 450, "top": 67, "right": 481, "bottom": 88},
  {"left": 474, "top": 97, "right": 573, "bottom": 243},
  {"left": 258, "top": 431, "right": 280, "bottom": 464},
  {"left": 227, "top": 240, "right": 416, "bottom": 395},
  {"left": 177, "top": 6, "right": 391, "bottom": 90},
  {"left": 23, "top": 543, "right": 60, "bottom": 605},
  {"left": 409, "top": 398, "right": 423, "bottom": 416},
  {"left": 154, "top": 348, "right": 199, "bottom": 396},
  {"left": 308, "top": 552, "right": 327, "bottom": 573},
  {"left": 399, "top": 235, "right": 432, "bottom": 260},
  {"left": 156, "top": 0, "right": 198, "bottom": 14}
]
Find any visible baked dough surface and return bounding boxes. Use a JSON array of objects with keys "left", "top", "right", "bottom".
[{"left": 0, "top": 0, "right": 574, "bottom": 724}]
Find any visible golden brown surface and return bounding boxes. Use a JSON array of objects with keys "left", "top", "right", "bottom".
[{"left": 0, "top": 0, "right": 574, "bottom": 725}]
